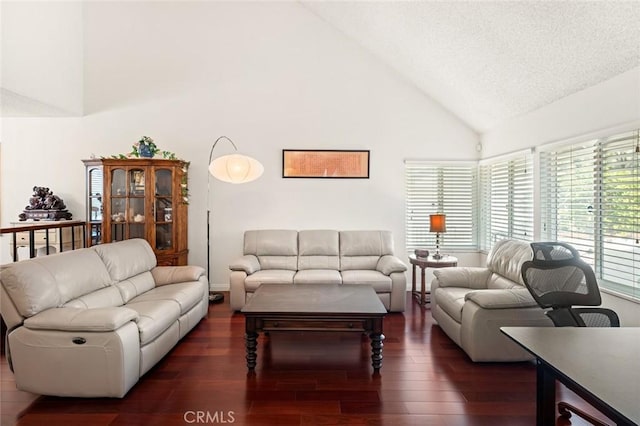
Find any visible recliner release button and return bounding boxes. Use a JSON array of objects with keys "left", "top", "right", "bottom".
[{"left": 72, "top": 337, "right": 86, "bottom": 345}]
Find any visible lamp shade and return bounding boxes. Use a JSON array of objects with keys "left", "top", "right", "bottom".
[
  {"left": 429, "top": 214, "right": 446, "bottom": 233},
  {"left": 208, "top": 153, "right": 264, "bottom": 184}
]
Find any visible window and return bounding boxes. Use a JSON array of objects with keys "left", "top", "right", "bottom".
[
  {"left": 405, "top": 162, "right": 478, "bottom": 252},
  {"left": 479, "top": 152, "right": 534, "bottom": 251},
  {"left": 540, "top": 129, "right": 640, "bottom": 299}
]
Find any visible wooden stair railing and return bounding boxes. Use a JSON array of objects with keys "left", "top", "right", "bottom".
[{"left": 0, "top": 220, "right": 87, "bottom": 262}]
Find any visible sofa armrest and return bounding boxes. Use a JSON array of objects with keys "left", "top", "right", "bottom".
[
  {"left": 433, "top": 267, "right": 491, "bottom": 289},
  {"left": 23, "top": 307, "right": 139, "bottom": 332},
  {"left": 151, "top": 265, "right": 206, "bottom": 286},
  {"left": 465, "top": 288, "right": 540, "bottom": 309},
  {"left": 229, "top": 255, "right": 261, "bottom": 275},
  {"left": 376, "top": 255, "right": 407, "bottom": 275}
]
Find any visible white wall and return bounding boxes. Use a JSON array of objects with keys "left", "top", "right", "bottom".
[
  {"left": 481, "top": 67, "right": 640, "bottom": 158},
  {"left": 481, "top": 67, "right": 640, "bottom": 326},
  {"left": 0, "top": 2, "right": 479, "bottom": 286},
  {"left": 0, "top": 1, "right": 83, "bottom": 116}
]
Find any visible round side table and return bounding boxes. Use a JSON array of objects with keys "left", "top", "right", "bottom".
[{"left": 409, "top": 254, "right": 458, "bottom": 306}]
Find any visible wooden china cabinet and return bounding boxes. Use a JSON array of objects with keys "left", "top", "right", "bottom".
[{"left": 82, "top": 158, "right": 189, "bottom": 265}]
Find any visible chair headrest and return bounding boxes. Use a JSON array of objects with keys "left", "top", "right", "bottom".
[
  {"left": 521, "top": 242, "right": 602, "bottom": 309},
  {"left": 530, "top": 242, "right": 580, "bottom": 264}
]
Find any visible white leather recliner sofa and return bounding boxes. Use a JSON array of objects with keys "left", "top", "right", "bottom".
[
  {"left": 431, "top": 239, "right": 553, "bottom": 362},
  {"left": 229, "top": 230, "right": 407, "bottom": 312},
  {"left": 0, "top": 238, "right": 208, "bottom": 397}
]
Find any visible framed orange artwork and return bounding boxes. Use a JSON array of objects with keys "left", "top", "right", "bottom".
[{"left": 282, "top": 150, "right": 370, "bottom": 179}]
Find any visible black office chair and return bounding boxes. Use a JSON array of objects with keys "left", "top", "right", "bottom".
[{"left": 521, "top": 242, "right": 620, "bottom": 426}]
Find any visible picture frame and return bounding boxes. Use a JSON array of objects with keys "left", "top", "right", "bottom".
[{"left": 282, "top": 149, "right": 370, "bottom": 179}]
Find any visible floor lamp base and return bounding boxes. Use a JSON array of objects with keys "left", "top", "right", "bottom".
[{"left": 209, "top": 292, "right": 224, "bottom": 304}]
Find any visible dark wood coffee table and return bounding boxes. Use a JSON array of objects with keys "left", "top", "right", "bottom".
[{"left": 241, "top": 284, "right": 387, "bottom": 372}]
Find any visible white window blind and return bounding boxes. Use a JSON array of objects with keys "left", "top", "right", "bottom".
[
  {"left": 479, "top": 153, "right": 533, "bottom": 251},
  {"left": 540, "top": 129, "right": 640, "bottom": 299},
  {"left": 540, "top": 140, "right": 597, "bottom": 264},
  {"left": 600, "top": 132, "right": 640, "bottom": 295},
  {"left": 405, "top": 162, "right": 478, "bottom": 252}
]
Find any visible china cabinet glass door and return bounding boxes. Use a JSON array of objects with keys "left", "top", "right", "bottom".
[
  {"left": 155, "top": 168, "right": 173, "bottom": 251},
  {"left": 110, "top": 168, "right": 147, "bottom": 241},
  {"left": 110, "top": 169, "right": 126, "bottom": 241},
  {"left": 128, "top": 169, "right": 146, "bottom": 239}
]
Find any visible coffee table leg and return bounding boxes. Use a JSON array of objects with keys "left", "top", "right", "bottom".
[
  {"left": 370, "top": 318, "right": 385, "bottom": 371},
  {"left": 370, "top": 327, "right": 385, "bottom": 372},
  {"left": 245, "top": 317, "right": 258, "bottom": 371},
  {"left": 245, "top": 331, "right": 258, "bottom": 371}
]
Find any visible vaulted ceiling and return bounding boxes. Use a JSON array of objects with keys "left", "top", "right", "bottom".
[
  {"left": 2, "top": 1, "right": 639, "bottom": 130},
  {"left": 302, "top": 1, "right": 640, "bottom": 133}
]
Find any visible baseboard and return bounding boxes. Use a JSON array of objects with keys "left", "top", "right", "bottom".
[{"left": 209, "top": 283, "right": 230, "bottom": 292}]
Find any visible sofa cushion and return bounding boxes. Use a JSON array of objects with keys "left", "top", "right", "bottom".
[
  {"left": 244, "top": 230, "right": 298, "bottom": 271},
  {"left": 293, "top": 269, "right": 342, "bottom": 284},
  {"left": 1, "top": 249, "right": 112, "bottom": 318},
  {"left": 341, "top": 256, "right": 380, "bottom": 271},
  {"left": 258, "top": 256, "right": 298, "bottom": 271},
  {"left": 298, "top": 230, "right": 340, "bottom": 270},
  {"left": 486, "top": 239, "right": 532, "bottom": 285},
  {"left": 125, "top": 300, "right": 180, "bottom": 345},
  {"left": 64, "top": 286, "right": 125, "bottom": 309},
  {"left": 340, "top": 231, "right": 394, "bottom": 271},
  {"left": 487, "top": 272, "right": 523, "bottom": 290},
  {"left": 435, "top": 287, "right": 473, "bottom": 323},
  {"left": 340, "top": 270, "right": 392, "bottom": 292},
  {"left": 127, "top": 282, "right": 204, "bottom": 315},
  {"left": 245, "top": 270, "right": 295, "bottom": 291},
  {"left": 114, "top": 272, "right": 156, "bottom": 303},
  {"left": 93, "top": 238, "right": 157, "bottom": 282},
  {"left": 465, "top": 288, "right": 539, "bottom": 309},
  {"left": 244, "top": 230, "right": 298, "bottom": 255}
]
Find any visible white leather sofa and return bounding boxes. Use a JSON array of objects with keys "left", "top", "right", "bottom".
[
  {"left": 229, "top": 230, "right": 407, "bottom": 312},
  {"left": 0, "top": 239, "right": 208, "bottom": 397},
  {"left": 431, "top": 239, "right": 553, "bottom": 362}
]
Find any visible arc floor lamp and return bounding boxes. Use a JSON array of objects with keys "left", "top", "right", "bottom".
[{"left": 207, "top": 136, "right": 264, "bottom": 302}]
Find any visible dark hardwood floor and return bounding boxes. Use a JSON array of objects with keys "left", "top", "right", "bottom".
[{"left": 1, "top": 292, "right": 609, "bottom": 425}]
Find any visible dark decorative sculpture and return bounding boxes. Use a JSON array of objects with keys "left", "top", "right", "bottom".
[{"left": 19, "top": 186, "right": 72, "bottom": 221}]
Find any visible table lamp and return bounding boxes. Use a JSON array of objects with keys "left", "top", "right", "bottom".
[{"left": 430, "top": 213, "right": 446, "bottom": 259}]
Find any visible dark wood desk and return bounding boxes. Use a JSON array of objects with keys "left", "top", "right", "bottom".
[
  {"left": 501, "top": 327, "right": 640, "bottom": 426},
  {"left": 409, "top": 254, "right": 458, "bottom": 305},
  {"left": 242, "top": 284, "right": 387, "bottom": 372}
]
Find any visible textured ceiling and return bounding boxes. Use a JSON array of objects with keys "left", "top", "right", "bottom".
[{"left": 302, "top": 1, "right": 640, "bottom": 133}]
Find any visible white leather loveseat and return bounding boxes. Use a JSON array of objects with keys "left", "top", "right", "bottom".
[
  {"left": 431, "top": 239, "right": 553, "bottom": 362},
  {"left": 229, "top": 230, "right": 407, "bottom": 312},
  {"left": 0, "top": 239, "right": 208, "bottom": 397}
]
